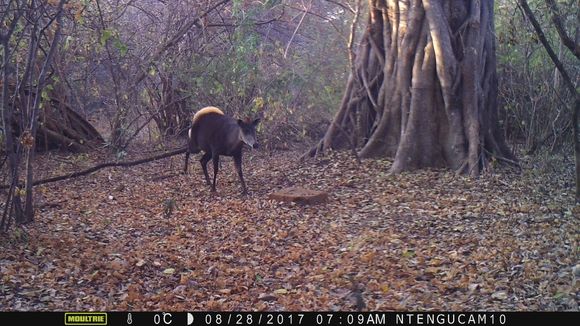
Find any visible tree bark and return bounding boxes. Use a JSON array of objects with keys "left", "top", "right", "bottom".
[
  {"left": 306, "top": 0, "right": 515, "bottom": 175},
  {"left": 0, "top": 2, "right": 26, "bottom": 231},
  {"left": 22, "top": 0, "right": 66, "bottom": 223}
]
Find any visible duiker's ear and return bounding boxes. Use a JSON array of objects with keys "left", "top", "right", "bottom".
[
  {"left": 237, "top": 119, "right": 244, "bottom": 126},
  {"left": 252, "top": 118, "right": 261, "bottom": 126}
]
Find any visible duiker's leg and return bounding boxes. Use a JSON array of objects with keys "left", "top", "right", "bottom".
[
  {"left": 184, "top": 151, "right": 190, "bottom": 174},
  {"left": 211, "top": 154, "right": 220, "bottom": 192},
  {"left": 200, "top": 152, "right": 212, "bottom": 186},
  {"left": 233, "top": 154, "right": 247, "bottom": 194}
]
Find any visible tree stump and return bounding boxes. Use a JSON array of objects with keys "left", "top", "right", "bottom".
[{"left": 269, "top": 187, "right": 328, "bottom": 205}]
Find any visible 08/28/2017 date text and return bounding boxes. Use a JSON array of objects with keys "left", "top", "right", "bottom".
[{"left": 201, "top": 313, "right": 386, "bottom": 325}]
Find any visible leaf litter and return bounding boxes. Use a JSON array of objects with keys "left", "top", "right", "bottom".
[{"left": 0, "top": 150, "right": 578, "bottom": 311}]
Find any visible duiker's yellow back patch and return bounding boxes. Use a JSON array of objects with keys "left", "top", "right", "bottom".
[{"left": 192, "top": 106, "right": 224, "bottom": 124}]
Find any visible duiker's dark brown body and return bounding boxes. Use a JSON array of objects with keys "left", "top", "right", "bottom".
[{"left": 184, "top": 106, "right": 259, "bottom": 194}]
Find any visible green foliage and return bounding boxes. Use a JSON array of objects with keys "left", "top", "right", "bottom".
[
  {"left": 185, "top": 10, "right": 265, "bottom": 112},
  {"left": 100, "top": 29, "right": 114, "bottom": 46},
  {"left": 495, "top": 0, "right": 578, "bottom": 151},
  {"left": 263, "top": 0, "right": 282, "bottom": 9},
  {"left": 113, "top": 38, "right": 128, "bottom": 57},
  {"left": 99, "top": 28, "right": 128, "bottom": 57},
  {"left": 175, "top": 2, "right": 347, "bottom": 148}
]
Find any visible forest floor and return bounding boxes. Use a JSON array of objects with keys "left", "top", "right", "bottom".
[{"left": 0, "top": 146, "right": 578, "bottom": 311}]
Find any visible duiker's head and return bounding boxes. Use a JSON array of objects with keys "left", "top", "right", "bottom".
[{"left": 237, "top": 118, "right": 260, "bottom": 149}]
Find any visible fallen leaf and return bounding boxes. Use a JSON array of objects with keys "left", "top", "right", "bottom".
[
  {"left": 491, "top": 291, "right": 508, "bottom": 300},
  {"left": 258, "top": 293, "right": 277, "bottom": 301}
]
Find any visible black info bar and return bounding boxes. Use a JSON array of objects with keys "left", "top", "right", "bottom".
[{"left": 0, "top": 312, "right": 576, "bottom": 326}]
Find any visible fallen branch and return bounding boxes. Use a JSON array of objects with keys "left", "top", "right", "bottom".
[{"left": 0, "top": 147, "right": 187, "bottom": 190}]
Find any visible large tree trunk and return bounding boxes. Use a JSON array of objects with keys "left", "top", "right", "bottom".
[{"left": 308, "top": 0, "right": 514, "bottom": 175}]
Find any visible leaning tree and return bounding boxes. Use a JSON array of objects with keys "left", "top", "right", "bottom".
[{"left": 307, "top": 0, "right": 515, "bottom": 175}]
